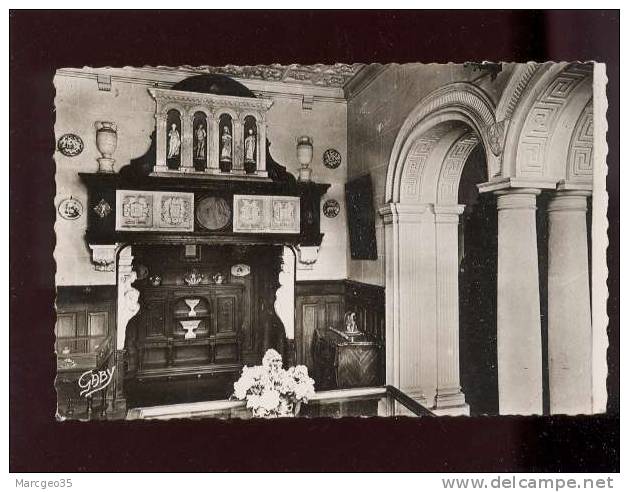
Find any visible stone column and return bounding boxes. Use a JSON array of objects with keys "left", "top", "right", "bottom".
[
  {"left": 547, "top": 190, "right": 592, "bottom": 414},
  {"left": 433, "top": 205, "right": 469, "bottom": 415},
  {"left": 495, "top": 189, "right": 543, "bottom": 415}
]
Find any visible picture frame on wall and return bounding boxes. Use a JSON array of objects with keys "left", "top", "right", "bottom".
[{"left": 345, "top": 174, "right": 378, "bottom": 260}]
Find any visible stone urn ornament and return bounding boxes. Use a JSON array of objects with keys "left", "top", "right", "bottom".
[
  {"left": 95, "top": 121, "right": 118, "bottom": 173},
  {"left": 296, "top": 136, "right": 313, "bottom": 182}
]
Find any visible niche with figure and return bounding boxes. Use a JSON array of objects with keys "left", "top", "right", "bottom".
[
  {"left": 243, "top": 115, "right": 258, "bottom": 174},
  {"left": 193, "top": 112, "right": 208, "bottom": 171},
  {"left": 166, "top": 109, "right": 182, "bottom": 169},
  {"left": 219, "top": 114, "right": 233, "bottom": 173}
]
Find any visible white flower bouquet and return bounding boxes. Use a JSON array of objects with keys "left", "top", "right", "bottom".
[{"left": 233, "top": 349, "right": 315, "bottom": 417}]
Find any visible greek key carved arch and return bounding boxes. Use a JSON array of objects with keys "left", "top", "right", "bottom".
[{"left": 385, "top": 83, "right": 497, "bottom": 203}]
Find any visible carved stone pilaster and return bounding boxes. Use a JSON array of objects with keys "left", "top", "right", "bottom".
[
  {"left": 378, "top": 203, "right": 434, "bottom": 407},
  {"left": 433, "top": 205, "right": 469, "bottom": 415},
  {"left": 232, "top": 119, "right": 244, "bottom": 173},
  {"left": 208, "top": 117, "right": 220, "bottom": 173},
  {"left": 154, "top": 113, "right": 168, "bottom": 172},
  {"left": 257, "top": 116, "right": 268, "bottom": 177},
  {"left": 180, "top": 110, "right": 194, "bottom": 171},
  {"left": 274, "top": 246, "right": 296, "bottom": 340}
]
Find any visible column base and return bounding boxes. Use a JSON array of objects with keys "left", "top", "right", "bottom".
[
  {"left": 432, "top": 403, "right": 470, "bottom": 416},
  {"left": 433, "top": 390, "right": 470, "bottom": 416}
]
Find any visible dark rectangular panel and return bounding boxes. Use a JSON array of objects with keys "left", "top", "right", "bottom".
[{"left": 345, "top": 174, "right": 378, "bottom": 260}]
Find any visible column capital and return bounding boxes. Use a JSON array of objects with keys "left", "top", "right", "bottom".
[
  {"left": 379, "top": 203, "right": 433, "bottom": 224},
  {"left": 556, "top": 179, "right": 593, "bottom": 193},
  {"left": 547, "top": 190, "right": 590, "bottom": 213},
  {"left": 433, "top": 204, "right": 465, "bottom": 223},
  {"left": 495, "top": 188, "right": 540, "bottom": 211},
  {"left": 478, "top": 177, "right": 558, "bottom": 194}
]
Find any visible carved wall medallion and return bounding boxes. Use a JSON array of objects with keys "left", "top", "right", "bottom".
[
  {"left": 93, "top": 198, "right": 112, "bottom": 218},
  {"left": 58, "top": 196, "right": 83, "bottom": 220},
  {"left": 323, "top": 199, "right": 340, "bottom": 218},
  {"left": 57, "top": 133, "right": 84, "bottom": 157},
  {"left": 196, "top": 196, "right": 231, "bottom": 231},
  {"left": 323, "top": 148, "right": 342, "bottom": 169},
  {"left": 231, "top": 264, "right": 251, "bottom": 277}
]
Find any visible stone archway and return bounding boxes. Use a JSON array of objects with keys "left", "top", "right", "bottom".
[{"left": 381, "top": 83, "right": 497, "bottom": 415}]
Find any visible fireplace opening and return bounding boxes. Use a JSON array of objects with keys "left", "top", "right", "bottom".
[{"left": 124, "top": 244, "right": 285, "bottom": 408}]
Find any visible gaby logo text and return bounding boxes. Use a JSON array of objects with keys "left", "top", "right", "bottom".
[{"left": 78, "top": 367, "right": 115, "bottom": 398}]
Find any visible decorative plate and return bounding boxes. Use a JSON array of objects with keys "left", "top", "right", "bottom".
[
  {"left": 323, "top": 199, "right": 340, "bottom": 218},
  {"left": 196, "top": 196, "right": 231, "bottom": 231},
  {"left": 58, "top": 196, "right": 83, "bottom": 220},
  {"left": 231, "top": 264, "right": 251, "bottom": 277},
  {"left": 322, "top": 148, "right": 342, "bottom": 169},
  {"left": 57, "top": 133, "right": 84, "bottom": 157}
]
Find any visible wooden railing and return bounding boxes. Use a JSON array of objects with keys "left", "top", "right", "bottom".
[{"left": 126, "top": 386, "right": 435, "bottom": 420}]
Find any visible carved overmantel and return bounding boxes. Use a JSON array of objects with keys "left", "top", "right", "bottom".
[
  {"left": 149, "top": 88, "right": 273, "bottom": 178},
  {"left": 80, "top": 172, "right": 330, "bottom": 252}
]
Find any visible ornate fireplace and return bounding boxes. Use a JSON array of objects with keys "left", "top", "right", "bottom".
[{"left": 79, "top": 75, "right": 330, "bottom": 415}]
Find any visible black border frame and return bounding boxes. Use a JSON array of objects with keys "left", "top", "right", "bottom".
[{"left": 9, "top": 10, "right": 619, "bottom": 472}]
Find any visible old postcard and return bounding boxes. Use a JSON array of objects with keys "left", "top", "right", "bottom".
[{"left": 52, "top": 61, "right": 608, "bottom": 421}]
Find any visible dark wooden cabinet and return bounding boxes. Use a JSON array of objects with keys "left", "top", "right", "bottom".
[
  {"left": 124, "top": 244, "right": 284, "bottom": 407},
  {"left": 313, "top": 328, "right": 380, "bottom": 390},
  {"left": 136, "top": 284, "right": 243, "bottom": 375}
]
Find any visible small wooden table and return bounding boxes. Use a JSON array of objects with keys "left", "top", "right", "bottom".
[{"left": 312, "top": 327, "right": 381, "bottom": 391}]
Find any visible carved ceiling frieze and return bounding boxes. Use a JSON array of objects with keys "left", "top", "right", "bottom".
[{"left": 155, "top": 63, "right": 365, "bottom": 88}]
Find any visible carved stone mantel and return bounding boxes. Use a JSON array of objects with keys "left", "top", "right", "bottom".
[
  {"left": 116, "top": 245, "right": 140, "bottom": 351},
  {"left": 274, "top": 246, "right": 296, "bottom": 341}
]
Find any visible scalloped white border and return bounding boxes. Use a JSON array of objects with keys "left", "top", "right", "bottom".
[{"left": 591, "top": 63, "right": 609, "bottom": 414}]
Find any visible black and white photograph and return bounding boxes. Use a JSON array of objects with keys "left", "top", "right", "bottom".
[
  {"left": 9, "top": 8, "right": 620, "bottom": 478},
  {"left": 51, "top": 60, "right": 607, "bottom": 421}
]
